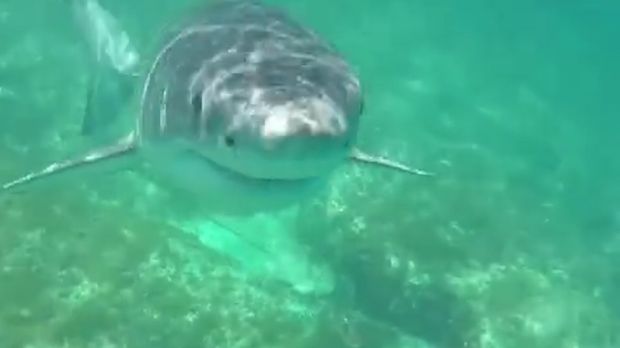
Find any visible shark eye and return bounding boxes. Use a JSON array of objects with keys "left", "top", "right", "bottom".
[{"left": 224, "top": 135, "right": 235, "bottom": 147}]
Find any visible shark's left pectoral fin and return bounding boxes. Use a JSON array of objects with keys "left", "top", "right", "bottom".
[
  {"left": 0, "top": 133, "right": 138, "bottom": 196},
  {"left": 348, "top": 148, "right": 435, "bottom": 177}
]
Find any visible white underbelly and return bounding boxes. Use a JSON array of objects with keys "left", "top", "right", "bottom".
[{"left": 141, "top": 145, "right": 326, "bottom": 215}]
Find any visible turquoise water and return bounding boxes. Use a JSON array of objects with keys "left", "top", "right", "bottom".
[{"left": 1, "top": 0, "right": 619, "bottom": 347}]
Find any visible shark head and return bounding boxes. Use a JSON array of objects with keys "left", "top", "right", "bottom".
[{"left": 187, "top": 64, "right": 363, "bottom": 182}]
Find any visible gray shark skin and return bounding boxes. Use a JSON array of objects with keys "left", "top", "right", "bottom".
[
  {"left": 1, "top": 0, "right": 433, "bottom": 215},
  {"left": 68, "top": 0, "right": 140, "bottom": 140}
]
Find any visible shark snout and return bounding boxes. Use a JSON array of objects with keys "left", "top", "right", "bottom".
[
  {"left": 203, "top": 92, "right": 358, "bottom": 180},
  {"left": 258, "top": 101, "right": 352, "bottom": 156},
  {"left": 241, "top": 108, "right": 353, "bottom": 179},
  {"left": 260, "top": 96, "right": 348, "bottom": 138}
]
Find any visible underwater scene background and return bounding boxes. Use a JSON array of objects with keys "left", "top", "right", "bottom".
[{"left": 0, "top": 0, "right": 619, "bottom": 347}]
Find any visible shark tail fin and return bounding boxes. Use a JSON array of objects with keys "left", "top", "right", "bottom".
[
  {"left": 1, "top": 133, "right": 138, "bottom": 196},
  {"left": 68, "top": 0, "right": 140, "bottom": 140},
  {"left": 349, "top": 148, "right": 435, "bottom": 177}
]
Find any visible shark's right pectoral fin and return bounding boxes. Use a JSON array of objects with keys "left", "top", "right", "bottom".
[{"left": 0, "top": 133, "right": 138, "bottom": 196}]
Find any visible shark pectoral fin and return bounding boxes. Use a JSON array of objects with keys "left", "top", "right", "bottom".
[
  {"left": 0, "top": 133, "right": 138, "bottom": 196},
  {"left": 348, "top": 148, "right": 435, "bottom": 177}
]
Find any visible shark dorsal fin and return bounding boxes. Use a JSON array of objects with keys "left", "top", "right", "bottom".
[{"left": 349, "top": 148, "right": 435, "bottom": 177}]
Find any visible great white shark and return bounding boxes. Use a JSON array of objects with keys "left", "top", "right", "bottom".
[{"left": 1, "top": 0, "right": 433, "bottom": 215}]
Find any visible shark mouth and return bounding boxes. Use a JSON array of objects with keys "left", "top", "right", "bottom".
[{"left": 189, "top": 149, "right": 321, "bottom": 186}]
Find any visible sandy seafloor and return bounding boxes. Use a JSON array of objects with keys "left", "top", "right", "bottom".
[{"left": 0, "top": 0, "right": 619, "bottom": 347}]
